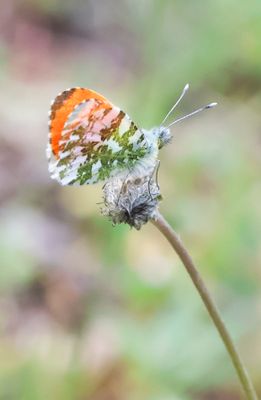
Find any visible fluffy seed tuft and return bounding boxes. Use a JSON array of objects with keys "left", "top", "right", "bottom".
[{"left": 102, "top": 175, "right": 162, "bottom": 230}]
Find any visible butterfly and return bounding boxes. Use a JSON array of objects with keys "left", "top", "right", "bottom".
[{"left": 47, "top": 85, "right": 216, "bottom": 186}]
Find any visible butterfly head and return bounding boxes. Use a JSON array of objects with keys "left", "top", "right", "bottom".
[{"left": 151, "top": 126, "right": 172, "bottom": 149}]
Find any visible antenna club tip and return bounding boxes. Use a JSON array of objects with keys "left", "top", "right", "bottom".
[
  {"left": 207, "top": 102, "right": 218, "bottom": 108},
  {"left": 184, "top": 83, "right": 190, "bottom": 91}
]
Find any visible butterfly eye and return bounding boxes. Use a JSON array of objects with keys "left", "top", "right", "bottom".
[{"left": 158, "top": 127, "right": 172, "bottom": 149}]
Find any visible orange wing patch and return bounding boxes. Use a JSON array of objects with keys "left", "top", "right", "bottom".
[{"left": 49, "top": 88, "right": 111, "bottom": 157}]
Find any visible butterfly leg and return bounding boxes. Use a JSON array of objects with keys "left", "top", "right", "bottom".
[{"left": 147, "top": 160, "right": 160, "bottom": 200}]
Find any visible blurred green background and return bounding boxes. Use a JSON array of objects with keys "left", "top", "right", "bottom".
[{"left": 0, "top": 1, "right": 260, "bottom": 399}]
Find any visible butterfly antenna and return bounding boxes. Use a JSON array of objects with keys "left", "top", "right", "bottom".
[
  {"left": 167, "top": 102, "right": 217, "bottom": 128},
  {"left": 161, "top": 83, "right": 190, "bottom": 126}
]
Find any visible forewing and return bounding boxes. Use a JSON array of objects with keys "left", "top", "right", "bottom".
[{"left": 47, "top": 88, "right": 148, "bottom": 185}]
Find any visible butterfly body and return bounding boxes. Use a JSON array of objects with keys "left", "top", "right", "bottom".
[{"left": 47, "top": 87, "right": 168, "bottom": 186}]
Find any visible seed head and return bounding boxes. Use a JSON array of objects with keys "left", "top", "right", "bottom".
[{"left": 102, "top": 175, "right": 162, "bottom": 230}]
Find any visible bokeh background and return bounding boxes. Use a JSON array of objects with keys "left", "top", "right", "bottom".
[{"left": 0, "top": 1, "right": 260, "bottom": 399}]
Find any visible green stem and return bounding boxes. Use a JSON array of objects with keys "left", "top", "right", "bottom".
[{"left": 151, "top": 211, "right": 258, "bottom": 400}]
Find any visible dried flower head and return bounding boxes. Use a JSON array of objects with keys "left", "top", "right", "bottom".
[{"left": 102, "top": 174, "right": 162, "bottom": 230}]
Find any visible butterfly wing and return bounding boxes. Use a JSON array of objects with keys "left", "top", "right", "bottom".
[{"left": 47, "top": 88, "right": 148, "bottom": 185}]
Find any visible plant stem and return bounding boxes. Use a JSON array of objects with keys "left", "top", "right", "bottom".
[{"left": 151, "top": 211, "right": 258, "bottom": 400}]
